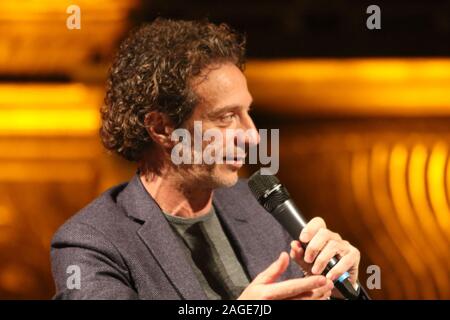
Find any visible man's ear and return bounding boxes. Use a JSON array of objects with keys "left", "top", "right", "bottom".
[{"left": 144, "top": 111, "right": 175, "bottom": 149}]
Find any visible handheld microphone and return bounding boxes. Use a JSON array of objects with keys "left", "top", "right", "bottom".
[{"left": 248, "top": 169, "right": 369, "bottom": 300}]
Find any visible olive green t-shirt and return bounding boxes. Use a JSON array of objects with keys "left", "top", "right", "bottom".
[{"left": 163, "top": 205, "right": 250, "bottom": 300}]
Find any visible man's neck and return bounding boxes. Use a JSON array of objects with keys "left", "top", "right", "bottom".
[{"left": 139, "top": 170, "right": 214, "bottom": 219}]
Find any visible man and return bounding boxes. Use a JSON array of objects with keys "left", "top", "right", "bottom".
[{"left": 51, "top": 18, "right": 363, "bottom": 300}]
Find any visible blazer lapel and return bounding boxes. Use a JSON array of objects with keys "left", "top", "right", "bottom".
[{"left": 118, "top": 175, "right": 207, "bottom": 300}]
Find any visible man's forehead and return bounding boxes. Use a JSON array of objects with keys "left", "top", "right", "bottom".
[{"left": 193, "top": 63, "right": 250, "bottom": 105}]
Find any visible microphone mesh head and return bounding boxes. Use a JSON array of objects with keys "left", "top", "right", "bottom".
[{"left": 248, "top": 169, "right": 281, "bottom": 201}]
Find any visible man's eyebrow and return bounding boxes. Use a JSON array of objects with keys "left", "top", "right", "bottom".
[{"left": 207, "top": 105, "right": 243, "bottom": 117}]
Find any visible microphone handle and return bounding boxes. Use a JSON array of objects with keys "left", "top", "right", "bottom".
[{"left": 271, "top": 199, "right": 361, "bottom": 300}]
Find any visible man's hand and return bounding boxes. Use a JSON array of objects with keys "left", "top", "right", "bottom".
[
  {"left": 289, "top": 217, "right": 360, "bottom": 290},
  {"left": 238, "top": 252, "right": 334, "bottom": 300}
]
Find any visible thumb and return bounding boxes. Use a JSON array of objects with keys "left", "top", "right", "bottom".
[
  {"left": 290, "top": 240, "right": 312, "bottom": 273},
  {"left": 253, "top": 252, "right": 290, "bottom": 285}
]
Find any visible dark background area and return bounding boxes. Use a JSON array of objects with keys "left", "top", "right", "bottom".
[{"left": 135, "top": 0, "right": 450, "bottom": 57}]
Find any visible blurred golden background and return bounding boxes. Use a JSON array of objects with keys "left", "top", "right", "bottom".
[{"left": 0, "top": 0, "right": 449, "bottom": 299}]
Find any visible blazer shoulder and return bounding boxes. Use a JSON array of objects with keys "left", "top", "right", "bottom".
[{"left": 51, "top": 181, "right": 131, "bottom": 245}]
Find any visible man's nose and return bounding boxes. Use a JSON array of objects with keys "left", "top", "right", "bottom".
[{"left": 239, "top": 114, "right": 260, "bottom": 147}]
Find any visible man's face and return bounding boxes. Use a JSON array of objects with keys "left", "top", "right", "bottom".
[{"left": 178, "top": 62, "right": 259, "bottom": 189}]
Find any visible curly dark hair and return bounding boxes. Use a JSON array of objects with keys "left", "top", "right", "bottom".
[{"left": 100, "top": 18, "right": 246, "bottom": 161}]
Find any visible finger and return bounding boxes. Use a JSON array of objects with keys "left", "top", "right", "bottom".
[
  {"left": 290, "top": 293, "right": 330, "bottom": 300},
  {"left": 289, "top": 240, "right": 304, "bottom": 260},
  {"left": 253, "top": 252, "right": 290, "bottom": 285},
  {"left": 300, "top": 217, "right": 326, "bottom": 243},
  {"left": 290, "top": 240, "right": 311, "bottom": 272},
  {"left": 304, "top": 228, "right": 341, "bottom": 264},
  {"left": 289, "top": 291, "right": 330, "bottom": 300},
  {"left": 286, "top": 290, "right": 314, "bottom": 300},
  {"left": 316, "top": 290, "right": 333, "bottom": 300},
  {"left": 326, "top": 248, "right": 360, "bottom": 283},
  {"left": 264, "top": 275, "right": 327, "bottom": 300},
  {"left": 311, "top": 239, "right": 348, "bottom": 275},
  {"left": 288, "top": 279, "right": 334, "bottom": 300},
  {"left": 310, "top": 279, "right": 334, "bottom": 299}
]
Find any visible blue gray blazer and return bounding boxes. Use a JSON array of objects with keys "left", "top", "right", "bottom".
[{"left": 50, "top": 174, "right": 304, "bottom": 299}]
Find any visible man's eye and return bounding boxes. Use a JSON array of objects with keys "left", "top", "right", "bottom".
[{"left": 221, "top": 113, "right": 236, "bottom": 121}]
